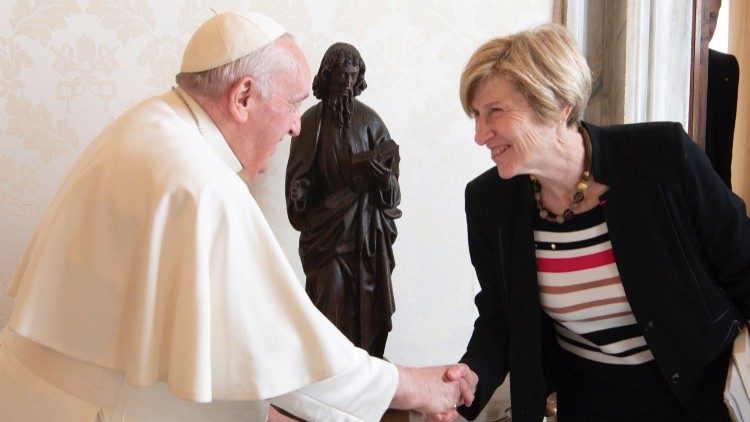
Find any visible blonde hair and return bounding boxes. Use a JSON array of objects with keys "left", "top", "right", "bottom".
[{"left": 459, "top": 23, "right": 592, "bottom": 126}]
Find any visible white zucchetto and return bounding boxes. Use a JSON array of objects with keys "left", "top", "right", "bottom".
[{"left": 180, "top": 11, "right": 285, "bottom": 73}]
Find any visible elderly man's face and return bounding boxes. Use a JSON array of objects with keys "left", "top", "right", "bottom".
[
  {"left": 239, "top": 39, "right": 310, "bottom": 181},
  {"left": 330, "top": 63, "right": 359, "bottom": 96}
]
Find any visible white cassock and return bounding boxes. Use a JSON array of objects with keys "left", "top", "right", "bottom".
[{"left": 0, "top": 88, "right": 398, "bottom": 421}]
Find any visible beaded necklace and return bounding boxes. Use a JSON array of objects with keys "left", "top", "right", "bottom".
[{"left": 530, "top": 125, "right": 592, "bottom": 224}]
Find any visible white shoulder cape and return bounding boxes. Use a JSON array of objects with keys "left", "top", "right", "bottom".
[{"left": 7, "top": 89, "right": 356, "bottom": 402}]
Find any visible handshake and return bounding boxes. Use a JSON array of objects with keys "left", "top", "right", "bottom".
[
  {"left": 391, "top": 363, "right": 478, "bottom": 421},
  {"left": 268, "top": 362, "right": 478, "bottom": 421}
]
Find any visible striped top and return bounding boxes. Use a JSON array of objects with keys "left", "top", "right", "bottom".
[{"left": 534, "top": 205, "right": 653, "bottom": 365}]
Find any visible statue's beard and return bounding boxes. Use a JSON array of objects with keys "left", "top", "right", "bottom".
[{"left": 325, "top": 88, "right": 353, "bottom": 134}]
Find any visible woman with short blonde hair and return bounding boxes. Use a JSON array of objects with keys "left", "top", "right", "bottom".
[
  {"left": 459, "top": 24, "right": 592, "bottom": 127},
  {"left": 451, "top": 22, "right": 749, "bottom": 422}
]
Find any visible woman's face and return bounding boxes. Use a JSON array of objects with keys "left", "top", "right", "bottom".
[{"left": 471, "top": 76, "right": 556, "bottom": 179}]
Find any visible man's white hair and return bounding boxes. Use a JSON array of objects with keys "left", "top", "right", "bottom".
[{"left": 176, "top": 34, "right": 297, "bottom": 99}]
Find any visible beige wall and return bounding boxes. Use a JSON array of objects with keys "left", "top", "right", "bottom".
[
  {"left": 730, "top": 0, "right": 750, "bottom": 204},
  {"left": 0, "top": 1, "right": 554, "bottom": 365}
]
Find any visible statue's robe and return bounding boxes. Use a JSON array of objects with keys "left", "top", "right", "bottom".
[{"left": 286, "top": 100, "right": 400, "bottom": 357}]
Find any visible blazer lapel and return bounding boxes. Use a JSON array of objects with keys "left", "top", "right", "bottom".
[{"left": 499, "top": 179, "right": 548, "bottom": 417}]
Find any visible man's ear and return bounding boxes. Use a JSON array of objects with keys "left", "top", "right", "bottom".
[{"left": 228, "top": 76, "right": 256, "bottom": 123}]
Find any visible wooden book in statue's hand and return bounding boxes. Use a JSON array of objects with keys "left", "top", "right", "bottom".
[{"left": 350, "top": 138, "right": 399, "bottom": 175}]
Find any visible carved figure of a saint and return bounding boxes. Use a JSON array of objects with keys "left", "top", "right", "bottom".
[{"left": 285, "top": 43, "right": 401, "bottom": 358}]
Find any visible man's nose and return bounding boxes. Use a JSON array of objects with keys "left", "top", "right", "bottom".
[{"left": 289, "top": 114, "right": 301, "bottom": 137}]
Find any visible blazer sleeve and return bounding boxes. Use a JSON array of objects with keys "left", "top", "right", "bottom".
[
  {"left": 676, "top": 125, "right": 750, "bottom": 316},
  {"left": 458, "top": 181, "right": 510, "bottom": 420}
]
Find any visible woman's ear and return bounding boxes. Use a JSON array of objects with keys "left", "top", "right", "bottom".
[
  {"left": 559, "top": 104, "right": 573, "bottom": 124},
  {"left": 228, "top": 76, "right": 256, "bottom": 123}
]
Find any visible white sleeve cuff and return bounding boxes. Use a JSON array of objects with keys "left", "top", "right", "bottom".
[{"left": 269, "top": 348, "right": 398, "bottom": 421}]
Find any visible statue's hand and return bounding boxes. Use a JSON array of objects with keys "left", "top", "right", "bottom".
[
  {"left": 368, "top": 159, "right": 392, "bottom": 190},
  {"left": 290, "top": 178, "right": 311, "bottom": 202}
]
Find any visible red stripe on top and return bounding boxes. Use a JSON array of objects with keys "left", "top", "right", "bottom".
[{"left": 536, "top": 249, "right": 615, "bottom": 273}]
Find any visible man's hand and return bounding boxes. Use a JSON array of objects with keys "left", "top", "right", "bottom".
[
  {"left": 424, "top": 364, "right": 478, "bottom": 421},
  {"left": 423, "top": 410, "right": 459, "bottom": 422},
  {"left": 390, "top": 364, "right": 475, "bottom": 415}
]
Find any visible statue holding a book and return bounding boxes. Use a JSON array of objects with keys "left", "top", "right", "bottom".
[{"left": 285, "top": 43, "right": 401, "bottom": 358}]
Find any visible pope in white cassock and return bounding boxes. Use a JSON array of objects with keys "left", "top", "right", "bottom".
[{"left": 0, "top": 10, "right": 476, "bottom": 422}]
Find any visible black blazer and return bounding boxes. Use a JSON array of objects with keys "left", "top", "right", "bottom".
[
  {"left": 458, "top": 122, "right": 750, "bottom": 421},
  {"left": 706, "top": 49, "right": 740, "bottom": 189}
]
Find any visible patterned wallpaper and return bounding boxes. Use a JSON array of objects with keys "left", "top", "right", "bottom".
[{"left": 0, "top": 0, "right": 553, "bottom": 365}]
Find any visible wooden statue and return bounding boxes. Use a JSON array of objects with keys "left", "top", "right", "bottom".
[{"left": 285, "top": 43, "right": 401, "bottom": 358}]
